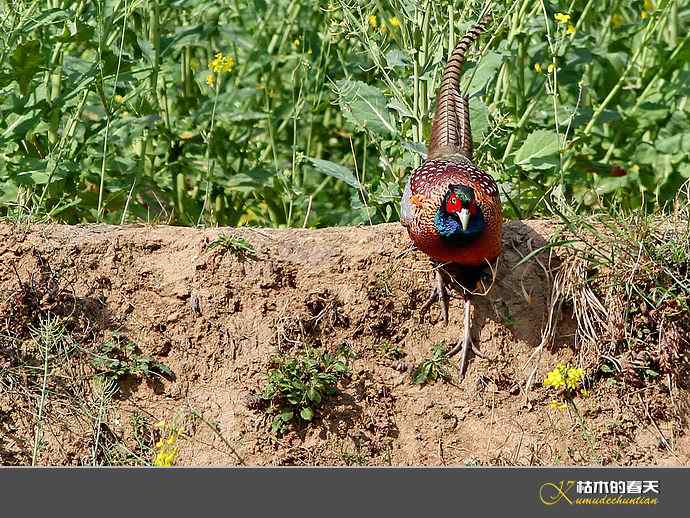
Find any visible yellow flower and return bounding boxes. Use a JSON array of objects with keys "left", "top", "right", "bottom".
[
  {"left": 368, "top": 15, "right": 378, "bottom": 29},
  {"left": 209, "top": 52, "right": 235, "bottom": 74},
  {"left": 388, "top": 16, "right": 400, "bottom": 28},
  {"left": 544, "top": 363, "right": 585, "bottom": 392},
  {"left": 640, "top": 10, "right": 649, "bottom": 19},
  {"left": 222, "top": 56, "right": 235, "bottom": 73},
  {"left": 153, "top": 431, "right": 179, "bottom": 467},
  {"left": 114, "top": 94, "right": 124, "bottom": 104},
  {"left": 644, "top": 0, "right": 654, "bottom": 11},
  {"left": 611, "top": 14, "right": 624, "bottom": 27},
  {"left": 549, "top": 400, "right": 567, "bottom": 411},
  {"left": 565, "top": 367, "right": 584, "bottom": 390},
  {"left": 154, "top": 449, "right": 178, "bottom": 467},
  {"left": 206, "top": 74, "right": 215, "bottom": 88},
  {"left": 567, "top": 23, "right": 575, "bottom": 34},
  {"left": 547, "top": 63, "right": 556, "bottom": 73},
  {"left": 534, "top": 63, "right": 542, "bottom": 73},
  {"left": 544, "top": 365, "right": 565, "bottom": 389},
  {"left": 554, "top": 12, "right": 570, "bottom": 24}
]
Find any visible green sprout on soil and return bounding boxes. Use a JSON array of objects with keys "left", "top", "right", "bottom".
[
  {"left": 92, "top": 334, "right": 172, "bottom": 383},
  {"left": 411, "top": 343, "right": 451, "bottom": 385},
  {"left": 207, "top": 234, "right": 257, "bottom": 261},
  {"left": 378, "top": 340, "right": 405, "bottom": 361},
  {"left": 260, "top": 345, "right": 351, "bottom": 435}
]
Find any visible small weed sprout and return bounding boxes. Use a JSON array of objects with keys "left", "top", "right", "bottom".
[
  {"left": 207, "top": 234, "right": 257, "bottom": 261},
  {"left": 411, "top": 343, "right": 451, "bottom": 385},
  {"left": 92, "top": 334, "right": 172, "bottom": 383},
  {"left": 260, "top": 346, "right": 351, "bottom": 435},
  {"left": 378, "top": 340, "right": 405, "bottom": 361}
]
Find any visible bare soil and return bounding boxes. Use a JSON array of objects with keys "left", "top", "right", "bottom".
[{"left": 1, "top": 221, "right": 688, "bottom": 466}]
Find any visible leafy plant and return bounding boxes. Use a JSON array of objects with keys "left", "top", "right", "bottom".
[
  {"left": 207, "top": 234, "right": 257, "bottom": 261},
  {"left": 92, "top": 334, "right": 172, "bottom": 383},
  {"left": 411, "top": 343, "right": 452, "bottom": 385},
  {"left": 378, "top": 340, "right": 405, "bottom": 360},
  {"left": 260, "top": 345, "right": 351, "bottom": 434}
]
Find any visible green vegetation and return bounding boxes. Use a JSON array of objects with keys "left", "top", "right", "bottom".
[
  {"left": 1, "top": 0, "right": 688, "bottom": 226},
  {"left": 92, "top": 333, "right": 172, "bottom": 383},
  {"left": 412, "top": 342, "right": 451, "bottom": 384},
  {"left": 207, "top": 232, "right": 256, "bottom": 259},
  {"left": 260, "top": 345, "right": 351, "bottom": 434}
]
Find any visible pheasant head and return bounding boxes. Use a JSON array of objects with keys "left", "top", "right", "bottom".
[{"left": 436, "top": 184, "right": 485, "bottom": 239}]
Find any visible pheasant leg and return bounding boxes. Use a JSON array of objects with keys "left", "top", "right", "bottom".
[
  {"left": 446, "top": 296, "right": 484, "bottom": 379},
  {"left": 419, "top": 267, "right": 449, "bottom": 325}
]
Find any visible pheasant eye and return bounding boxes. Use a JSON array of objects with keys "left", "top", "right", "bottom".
[{"left": 446, "top": 194, "right": 461, "bottom": 212}]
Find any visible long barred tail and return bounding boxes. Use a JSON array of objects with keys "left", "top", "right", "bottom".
[{"left": 428, "top": 12, "right": 492, "bottom": 160}]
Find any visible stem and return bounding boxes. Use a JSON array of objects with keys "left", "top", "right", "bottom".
[{"left": 32, "top": 337, "right": 50, "bottom": 466}]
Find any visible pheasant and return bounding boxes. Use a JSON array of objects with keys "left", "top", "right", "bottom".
[{"left": 401, "top": 12, "right": 501, "bottom": 378}]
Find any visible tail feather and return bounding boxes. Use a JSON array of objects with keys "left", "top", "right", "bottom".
[
  {"left": 457, "top": 92, "right": 473, "bottom": 160},
  {"left": 428, "top": 12, "right": 491, "bottom": 160}
]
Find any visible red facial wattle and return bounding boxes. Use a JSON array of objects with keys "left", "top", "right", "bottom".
[{"left": 446, "top": 194, "right": 462, "bottom": 213}]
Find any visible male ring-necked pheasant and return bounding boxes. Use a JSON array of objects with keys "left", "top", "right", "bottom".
[{"left": 401, "top": 12, "right": 501, "bottom": 378}]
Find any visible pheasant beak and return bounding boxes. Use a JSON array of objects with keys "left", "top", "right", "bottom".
[{"left": 458, "top": 208, "right": 471, "bottom": 231}]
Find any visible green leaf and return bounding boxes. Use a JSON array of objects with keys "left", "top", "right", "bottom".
[
  {"left": 22, "top": 8, "right": 71, "bottom": 32},
  {"left": 226, "top": 169, "right": 274, "bottom": 193},
  {"left": 137, "top": 37, "right": 155, "bottom": 65},
  {"left": 461, "top": 51, "right": 503, "bottom": 97},
  {"left": 300, "top": 407, "right": 314, "bottom": 421},
  {"left": 219, "top": 111, "right": 269, "bottom": 123},
  {"left": 469, "top": 98, "right": 489, "bottom": 142},
  {"left": 278, "top": 409, "right": 294, "bottom": 422},
  {"left": 307, "top": 158, "right": 361, "bottom": 189},
  {"left": 402, "top": 142, "right": 427, "bottom": 157},
  {"left": 514, "top": 130, "right": 560, "bottom": 170},
  {"left": 10, "top": 40, "right": 43, "bottom": 96},
  {"left": 306, "top": 387, "right": 322, "bottom": 404},
  {"left": 679, "top": 163, "right": 690, "bottom": 179},
  {"left": 387, "top": 99, "right": 414, "bottom": 119},
  {"left": 385, "top": 49, "right": 409, "bottom": 68},
  {"left": 412, "top": 362, "right": 432, "bottom": 385},
  {"left": 271, "top": 418, "right": 284, "bottom": 434},
  {"left": 153, "top": 362, "right": 173, "bottom": 377},
  {"left": 596, "top": 172, "right": 637, "bottom": 195},
  {"left": 335, "top": 79, "right": 397, "bottom": 136},
  {"left": 2, "top": 111, "right": 43, "bottom": 142}
]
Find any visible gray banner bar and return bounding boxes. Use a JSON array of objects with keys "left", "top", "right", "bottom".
[{"left": 0, "top": 468, "right": 681, "bottom": 516}]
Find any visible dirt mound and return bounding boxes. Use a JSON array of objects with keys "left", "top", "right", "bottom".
[{"left": 0, "top": 221, "right": 687, "bottom": 466}]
